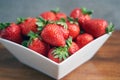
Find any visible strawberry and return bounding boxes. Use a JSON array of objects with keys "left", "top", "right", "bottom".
[
  {"left": 66, "top": 37, "right": 79, "bottom": 55},
  {"left": 18, "top": 17, "right": 38, "bottom": 36},
  {"left": 56, "top": 18, "right": 69, "bottom": 39},
  {"left": 41, "top": 24, "right": 66, "bottom": 47},
  {"left": 70, "top": 7, "right": 93, "bottom": 26},
  {"left": 40, "top": 11, "right": 56, "bottom": 21},
  {"left": 25, "top": 31, "right": 50, "bottom": 56},
  {"left": 48, "top": 46, "right": 69, "bottom": 63},
  {"left": 67, "top": 17, "right": 80, "bottom": 39},
  {"left": 0, "top": 23, "right": 23, "bottom": 44},
  {"left": 76, "top": 33, "right": 94, "bottom": 49},
  {"left": 82, "top": 19, "right": 114, "bottom": 38},
  {"left": 51, "top": 8, "right": 67, "bottom": 20}
]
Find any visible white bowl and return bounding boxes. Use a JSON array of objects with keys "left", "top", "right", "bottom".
[{"left": 0, "top": 33, "right": 112, "bottom": 79}]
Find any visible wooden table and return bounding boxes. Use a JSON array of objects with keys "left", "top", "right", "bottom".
[{"left": 0, "top": 30, "right": 120, "bottom": 80}]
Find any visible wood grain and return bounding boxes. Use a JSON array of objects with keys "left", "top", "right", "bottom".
[{"left": 0, "top": 30, "right": 120, "bottom": 80}]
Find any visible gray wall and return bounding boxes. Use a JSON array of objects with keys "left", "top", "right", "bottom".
[{"left": 0, "top": 0, "right": 120, "bottom": 29}]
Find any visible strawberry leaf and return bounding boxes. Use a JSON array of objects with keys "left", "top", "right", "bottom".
[
  {"left": 17, "top": 17, "right": 26, "bottom": 24},
  {"left": 56, "top": 18, "right": 68, "bottom": 29},
  {"left": 67, "top": 17, "right": 78, "bottom": 25},
  {"left": 66, "top": 36, "right": 72, "bottom": 48},
  {"left": 52, "top": 46, "right": 69, "bottom": 61},
  {"left": 106, "top": 22, "right": 114, "bottom": 33},
  {"left": 22, "top": 40, "right": 29, "bottom": 47},
  {"left": 81, "top": 7, "right": 93, "bottom": 15},
  {"left": 51, "top": 8, "right": 60, "bottom": 14},
  {"left": 0, "top": 23, "right": 10, "bottom": 30},
  {"left": 36, "top": 17, "right": 49, "bottom": 31}
]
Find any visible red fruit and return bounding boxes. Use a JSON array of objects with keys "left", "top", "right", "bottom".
[
  {"left": 67, "top": 22, "right": 80, "bottom": 39},
  {"left": 0, "top": 23, "right": 23, "bottom": 44},
  {"left": 70, "top": 8, "right": 92, "bottom": 26},
  {"left": 28, "top": 38, "right": 49, "bottom": 56},
  {"left": 68, "top": 42, "right": 79, "bottom": 55},
  {"left": 40, "top": 11, "right": 56, "bottom": 21},
  {"left": 70, "top": 8, "right": 82, "bottom": 19},
  {"left": 48, "top": 49, "right": 60, "bottom": 63},
  {"left": 78, "top": 14, "right": 91, "bottom": 27},
  {"left": 19, "top": 17, "right": 38, "bottom": 36},
  {"left": 56, "top": 12, "right": 67, "bottom": 20},
  {"left": 76, "top": 33, "right": 94, "bottom": 49},
  {"left": 83, "top": 19, "right": 108, "bottom": 38},
  {"left": 59, "top": 26, "right": 69, "bottom": 39},
  {"left": 48, "top": 46, "right": 69, "bottom": 63},
  {"left": 41, "top": 24, "right": 66, "bottom": 47}
]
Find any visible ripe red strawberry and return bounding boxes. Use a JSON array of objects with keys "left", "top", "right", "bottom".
[
  {"left": 66, "top": 37, "right": 79, "bottom": 55},
  {"left": 0, "top": 23, "right": 23, "bottom": 44},
  {"left": 67, "top": 21, "right": 80, "bottom": 39},
  {"left": 18, "top": 17, "right": 38, "bottom": 36},
  {"left": 76, "top": 33, "right": 94, "bottom": 49},
  {"left": 41, "top": 24, "right": 66, "bottom": 47},
  {"left": 26, "top": 31, "right": 50, "bottom": 56},
  {"left": 56, "top": 12, "right": 67, "bottom": 20},
  {"left": 51, "top": 8, "right": 67, "bottom": 20},
  {"left": 68, "top": 42, "right": 79, "bottom": 55},
  {"left": 48, "top": 48, "right": 60, "bottom": 63},
  {"left": 70, "top": 7, "right": 93, "bottom": 26},
  {"left": 40, "top": 11, "right": 56, "bottom": 21},
  {"left": 48, "top": 46, "right": 69, "bottom": 63},
  {"left": 82, "top": 19, "right": 113, "bottom": 38}
]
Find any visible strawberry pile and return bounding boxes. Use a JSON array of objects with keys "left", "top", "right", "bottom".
[{"left": 0, "top": 8, "right": 114, "bottom": 63}]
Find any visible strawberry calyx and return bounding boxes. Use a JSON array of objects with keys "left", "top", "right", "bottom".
[
  {"left": 56, "top": 18, "right": 68, "bottom": 29},
  {"left": 22, "top": 31, "right": 39, "bottom": 47},
  {"left": 106, "top": 22, "right": 114, "bottom": 33},
  {"left": 81, "top": 7, "right": 93, "bottom": 15},
  {"left": 52, "top": 37, "right": 73, "bottom": 61},
  {"left": 52, "top": 46, "right": 69, "bottom": 61},
  {"left": 0, "top": 23, "right": 10, "bottom": 30},
  {"left": 67, "top": 17, "right": 78, "bottom": 25},
  {"left": 66, "top": 36, "right": 72, "bottom": 48},
  {"left": 51, "top": 8, "right": 60, "bottom": 14},
  {"left": 17, "top": 17, "right": 26, "bottom": 24},
  {"left": 36, "top": 17, "right": 50, "bottom": 31}
]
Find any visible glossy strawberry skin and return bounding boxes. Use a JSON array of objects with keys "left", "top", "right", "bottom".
[
  {"left": 28, "top": 38, "right": 50, "bottom": 56},
  {"left": 56, "top": 12, "right": 67, "bottom": 20},
  {"left": 41, "top": 24, "right": 66, "bottom": 47},
  {"left": 70, "top": 8, "right": 82, "bottom": 19},
  {"left": 19, "top": 17, "right": 38, "bottom": 36},
  {"left": 59, "top": 26, "right": 69, "bottom": 39},
  {"left": 40, "top": 11, "right": 56, "bottom": 21},
  {"left": 70, "top": 8, "right": 91, "bottom": 27},
  {"left": 67, "top": 22, "right": 80, "bottom": 39},
  {"left": 76, "top": 33, "right": 94, "bottom": 49},
  {"left": 68, "top": 42, "right": 79, "bottom": 55},
  {"left": 0, "top": 23, "right": 23, "bottom": 44},
  {"left": 83, "top": 19, "right": 108, "bottom": 38},
  {"left": 48, "top": 48, "right": 60, "bottom": 63}
]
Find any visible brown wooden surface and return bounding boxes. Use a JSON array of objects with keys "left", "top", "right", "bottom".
[{"left": 0, "top": 30, "right": 120, "bottom": 80}]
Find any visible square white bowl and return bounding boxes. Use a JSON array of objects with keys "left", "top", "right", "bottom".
[{"left": 0, "top": 33, "right": 112, "bottom": 79}]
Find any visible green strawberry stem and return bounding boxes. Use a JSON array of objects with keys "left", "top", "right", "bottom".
[
  {"left": 17, "top": 17, "right": 26, "bottom": 24},
  {"left": 36, "top": 17, "right": 49, "bottom": 31},
  {"left": 66, "top": 36, "right": 72, "bottom": 48},
  {"left": 67, "top": 17, "right": 78, "bottom": 25},
  {"left": 52, "top": 46, "right": 69, "bottom": 61},
  {"left": 52, "top": 37, "right": 73, "bottom": 61},
  {"left": 51, "top": 8, "right": 60, "bottom": 14},
  {"left": 81, "top": 7, "right": 93, "bottom": 15},
  {"left": 106, "top": 22, "right": 114, "bottom": 33},
  {"left": 0, "top": 23, "right": 10, "bottom": 30},
  {"left": 56, "top": 18, "right": 68, "bottom": 29}
]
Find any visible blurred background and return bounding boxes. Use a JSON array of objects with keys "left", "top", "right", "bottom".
[{"left": 0, "top": 0, "right": 119, "bottom": 30}]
